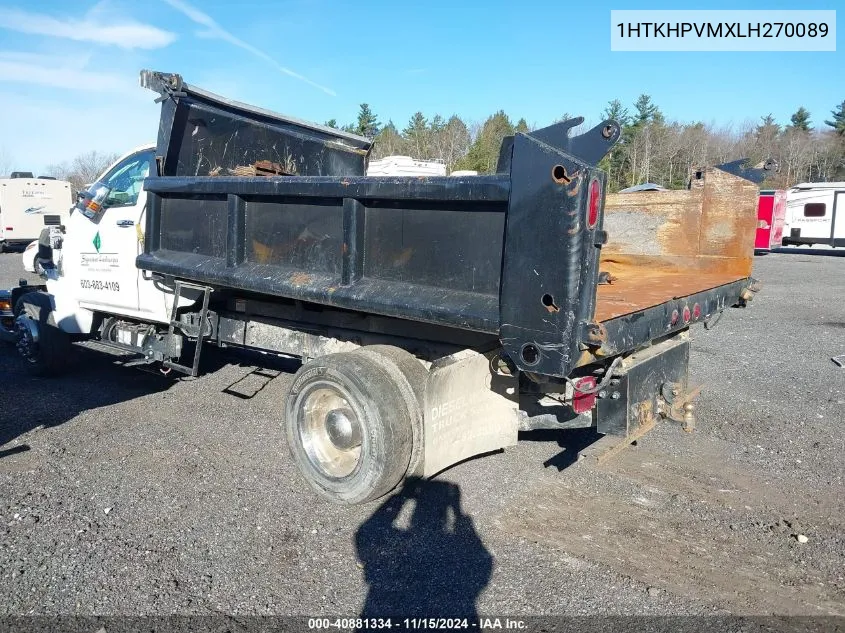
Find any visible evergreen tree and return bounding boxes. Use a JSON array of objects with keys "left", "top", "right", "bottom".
[
  {"left": 633, "top": 94, "right": 660, "bottom": 125},
  {"left": 454, "top": 111, "right": 514, "bottom": 174},
  {"left": 403, "top": 112, "right": 428, "bottom": 137},
  {"left": 756, "top": 114, "right": 780, "bottom": 139},
  {"left": 825, "top": 100, "right": 845, "bottom": 136},
  {"left": 355, "top": 104, "right": 380, "bottom": 138},
  {"left": 429, "top": 115, "right": 446, "bottom": 135},
  {"left": 403, "top": 112, "right": 429, "bottom": 157},
  {"left": 789, "top": 107, "right": 811, "bottom": 131},
  {"left": 515, "top": 118, "right": 529, "bottom": 133},
  {"left": 324, "top": 119, "right": 338, "bottom": 129},
  {"left": 603, "top": 99, "right": 630, "bottom": 127},
  {"left": 371, "top": 121, "right": 406, "bottom": 159}
]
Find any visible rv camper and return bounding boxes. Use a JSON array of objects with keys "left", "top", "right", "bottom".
[
  {"left": 0, "top": 174, "right": 73, "bottom": 252},
  {"left": 782, "top": 182, "right": 845, "bottom": 248}
]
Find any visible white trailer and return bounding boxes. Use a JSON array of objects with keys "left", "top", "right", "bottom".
[
  {"left": 782, "top": 182, "right": 845, "bottom": 248},
  {"left": 0, "top": 175, "right": 73, "bottom": 251},
  {"left": 366, "top": 156, "right": 447, "bottom": 177}
]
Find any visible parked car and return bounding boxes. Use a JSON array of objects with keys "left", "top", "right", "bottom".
[{"left": 22, "top": 240, "right": 39, "bottom": 274}]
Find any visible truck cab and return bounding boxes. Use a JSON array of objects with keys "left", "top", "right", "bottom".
[{"left": 44, "top": 145, "right": 187, "bottom": 333}]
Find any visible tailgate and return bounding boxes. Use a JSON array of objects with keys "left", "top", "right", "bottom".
[{"left": 583, "top": 164, "right": 763, "bottom": 358}]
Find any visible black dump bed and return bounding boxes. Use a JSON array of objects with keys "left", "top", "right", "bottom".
[{"left": 137, "top": 70, "right": 757, "bottom": 379}]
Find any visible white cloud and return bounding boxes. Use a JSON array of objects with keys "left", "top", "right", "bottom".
[
  {"left": 0, "top": 6, "right": 176, "bottom": 50},
  {"left": 0, "top": 51, "right": 143, "bottom": 96},
  {"left": 161, "top": 0, "right": 336, "bottom": 96},
  {"left": 0, "top": 90, "right": 158, "bottom": 173}
]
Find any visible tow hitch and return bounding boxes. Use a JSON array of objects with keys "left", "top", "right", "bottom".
[{"left": 579, "top": 334, "right": 699, "bottom": 464}]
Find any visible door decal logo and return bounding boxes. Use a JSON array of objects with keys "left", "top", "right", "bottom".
[{"left": 93, "top": 231, "right": 102, "bottom": 253}]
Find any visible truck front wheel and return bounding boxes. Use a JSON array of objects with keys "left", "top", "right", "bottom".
[
  {"left": 14, "top": 294, "right": 71, "bottom": 376},
  {"left": 285, "top": 350, "right": 416, "bottom": 505}
]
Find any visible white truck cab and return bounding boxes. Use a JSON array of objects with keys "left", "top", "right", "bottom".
[{"left": 41, "top": 144, "right": 194, "bottom": 334}]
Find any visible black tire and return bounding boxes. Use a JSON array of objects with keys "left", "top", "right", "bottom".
[
  {"left": 0, "top": 242, "right": 6, "bottom": 254},
  {"left": 285, "top": 350, "right": 416, "bottom": 505},
  {"left": 14, "top": 293, "right": 72, "bottom": 376},
  {"left": 360, "top": 345, "right": 428, "bottom": 476}
]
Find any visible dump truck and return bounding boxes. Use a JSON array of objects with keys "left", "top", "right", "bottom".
[{"left": 2, "top": 71, "right": 766, "bottom": 504}]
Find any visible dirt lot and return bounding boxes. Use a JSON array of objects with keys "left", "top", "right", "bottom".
[{"left": 0, "top": 249, "right": 843, "bottom": 618}]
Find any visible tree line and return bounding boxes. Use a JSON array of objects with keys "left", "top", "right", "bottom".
[
  {"left": 14, "top": 98, "right": 844, "bottom": 193},
  {"left": 329, "top": 98, "right": 845, "bottom": 191}
]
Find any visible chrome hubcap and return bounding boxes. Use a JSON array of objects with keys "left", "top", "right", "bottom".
[
  {"left": 298, "top": 385, "right": 363, "bottom": 478},
  {"left": 325, "top": 408, "right": 361, "bottom": 450}
]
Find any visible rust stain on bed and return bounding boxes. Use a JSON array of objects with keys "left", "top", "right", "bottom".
[
  {"left": 594, "top": 270, "right": 742, "bottom": 322},
  {"left": 289, "top": 272, "right": 312, "bottom": 286},
  {"left": 594, "top": 166, "right": 759, "bottom": 322}
]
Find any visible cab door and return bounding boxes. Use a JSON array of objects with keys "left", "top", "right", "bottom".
[{"left": 72, "top": 149, "right": 154, "bottom": 313}]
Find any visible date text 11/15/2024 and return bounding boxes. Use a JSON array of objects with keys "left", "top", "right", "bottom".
[{"left": 307, "top": 618, "right": 527, "bottom": 630}]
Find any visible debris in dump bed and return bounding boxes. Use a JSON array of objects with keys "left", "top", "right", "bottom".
[
  {"left": 831, "top": 355, "right": 845, "bottom": 368},
  {"left": 598, "top": 271, "right": 617, "bottom": 285},
  {"left": 209, "top": 160, "right": 297, "bottom": 177},
  {"left": 796, "top": 534, "right": 809, "bottom": 544}
]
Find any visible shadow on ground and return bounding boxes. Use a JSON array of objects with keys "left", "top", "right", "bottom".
[
  {"left": 0, "top": 341, "right": 299, "bottom": 458},
  {"left": 355, "top": 478, "right": 492, "bottom": 628},
  {"left": 519, "top": 427, "right": 602, "bottom": 470},
  {"left": 769, "top": 247, "right": 845, "bottom": 257}
]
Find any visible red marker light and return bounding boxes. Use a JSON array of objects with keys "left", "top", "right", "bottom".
[
  {"left": 587, "top": 178, "right": 601, "bottom": 229},
  {"left": 683, "top": 306, "right": 692, "bottom": 323},
  {"left": 693, "top": 303, "right": 701, "bottom": 319},
  {"left": 572, "top": 376, "right": 597, "bottom": 414},
  {"left": 670, "top": 309, "right": 680, "bottom": 325}
]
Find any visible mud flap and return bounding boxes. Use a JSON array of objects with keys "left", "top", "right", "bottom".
[
  {"left": 422, "top": 349, "right": 519, "bottom": 477},
  {"left": 581, "top": 334, "right": 695, "bottom": 464}
]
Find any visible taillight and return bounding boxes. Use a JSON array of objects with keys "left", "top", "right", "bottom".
[
  {"left": 682, "top": 306, "right": 692, "bottom": 323},
  {"left": 670, "top": 309, "right": 680, "bottom": 326},
  {"left": 572, "top": 376, "right": 597, "bottom": 414},
  {"left": 693, "top": 303, "right": 702, "bottom": 319},
  {"left": 587, "top": 178, "right": 601, "bottom": 229}
]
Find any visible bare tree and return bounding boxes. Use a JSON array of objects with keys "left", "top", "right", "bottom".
[
  {"left": 0, "top": 146, "right": 13, "bottom": 178},
  {"left": 47, "top": 150, "right": 120, "bottom": 192}
]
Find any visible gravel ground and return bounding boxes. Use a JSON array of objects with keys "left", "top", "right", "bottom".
[{"left": 0, "top": 248, "right": 843, "bottom": 618}]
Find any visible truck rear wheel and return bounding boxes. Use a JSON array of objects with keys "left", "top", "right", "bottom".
[
  {"left": 360, "top": 345, "right": 428, "bottom": 476},
  {"left": 14, "top": 294, "right": 71, "bottom": 376},
  {"left": 285, "top": 350, "right": 416, "bottom": 505}
]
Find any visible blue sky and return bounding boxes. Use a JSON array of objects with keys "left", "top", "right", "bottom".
[{"left": 0, "top": 0, "right": 841, "bottom": 172}]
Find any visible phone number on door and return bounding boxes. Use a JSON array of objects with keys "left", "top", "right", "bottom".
[{"left": 80, "top": 279, "right": 120, "bottom": 292}]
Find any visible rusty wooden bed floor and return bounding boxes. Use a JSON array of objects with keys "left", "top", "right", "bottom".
[{"left": 593, "top": 270, "right": 745, "bottom": 323}]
